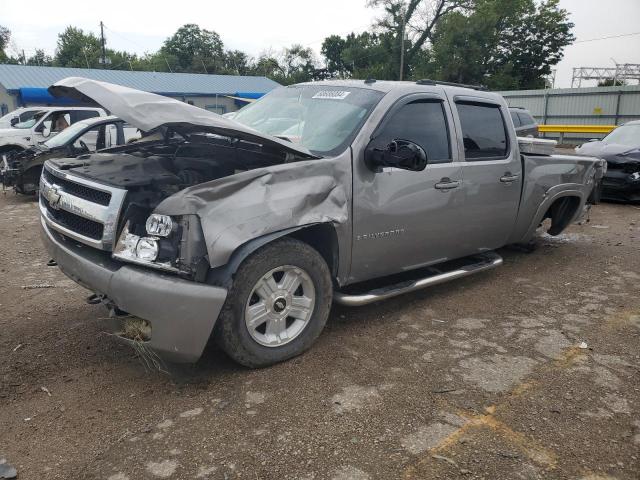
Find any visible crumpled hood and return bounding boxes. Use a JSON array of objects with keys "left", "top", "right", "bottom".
[{"left": 48, "top": 77, "right": 316, "bottom": 159}]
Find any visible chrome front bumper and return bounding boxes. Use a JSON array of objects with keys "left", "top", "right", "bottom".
[{"left": 40, "top": 218, "right": 227, "bottom": 362}]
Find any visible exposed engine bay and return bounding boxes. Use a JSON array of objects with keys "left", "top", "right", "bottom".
[{"left": 50, "top": 134, "right": 303, "bottom": 211}]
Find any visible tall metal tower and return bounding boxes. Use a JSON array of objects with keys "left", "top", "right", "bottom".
[{"left": 571, "top": 63, "right": 640, "bottom": 88}]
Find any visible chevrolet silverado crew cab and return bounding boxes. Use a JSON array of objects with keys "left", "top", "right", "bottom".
[{"left": 40, "top": 77, "right": 605, "bottom": 367}]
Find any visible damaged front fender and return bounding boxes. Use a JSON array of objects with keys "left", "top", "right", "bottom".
[{"left": 154, "top": 155, "right": 351, "bottom": 272}]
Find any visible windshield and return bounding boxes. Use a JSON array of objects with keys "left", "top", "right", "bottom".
[
  {"left": 14, "top": 110, "right": 48, "bottom": 129},
  {"left": 603, "top": 124, "right": 640, "bottom": 147},
  {"left": 232, "top": 85, "right": 384, "bottom": 155},
  {"left": 14, "top": 118, "right": 37, "bottom": 129},
  {"left": 0, "top": 109, "right": 39, "bottom": 128},
  {"left": 43, "top": 120, "right": 96, "bottom": 149}
]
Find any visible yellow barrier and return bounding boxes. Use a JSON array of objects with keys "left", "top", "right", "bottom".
[
  {"left": 538, "top": 124, "right": 616, "bottom": 134},
  {"left": 538, "top": 124, "right": 616, "bottom": 144}
]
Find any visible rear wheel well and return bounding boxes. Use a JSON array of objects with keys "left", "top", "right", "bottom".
[{"left": 544, "top": 196, "right": 581, "bottom": 235}]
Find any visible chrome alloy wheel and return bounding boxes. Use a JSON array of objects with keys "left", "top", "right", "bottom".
[{"left": 244, "top": 265, "right": 316, "bottom": 347}]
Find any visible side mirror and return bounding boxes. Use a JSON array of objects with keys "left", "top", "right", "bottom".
[
  {"left": 10, "top": 117, "right": 18, "bottom": 127},
  {"left": 365, "top": 139, "right": 428, "bottom": 172},
  {"left": 42, "top": 125, "right": 51, "bottom": 138}
]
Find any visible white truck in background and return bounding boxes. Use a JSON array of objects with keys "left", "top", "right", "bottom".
[{"left": 0, "top": 106, "right": 106, "bottom": 155}]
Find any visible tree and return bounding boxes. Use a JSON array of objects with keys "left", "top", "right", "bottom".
[
  {"left": 160, "top": 24, "right": 225, "bottom": 73},
  {"left": 222, "top": 50, "right": 252, "bottom": 75},
  {"left": 0, "top": 26, "right": 11, "bottom": 62},
  {"left": 427, "top": 0, "right": 574, "bottom": 89},
  {"left": 54, "top": 26, "right": 102, "bottom": 68},
  {"left": 278, "top": 44, "right": 318, "bottom": 85},
  {"left": 490, "top": 0, "right": 575, "bottom": 89},
  {"left": 322, "top": 32, "right": 395, "bottom": 79},
  {"left": 26, "top": 49, "right": 53, "bottom": 66},
  {"left": 251, "top": 55, "right": 284, "bottom": 78},
  {"left": 367, "top": 0, "right": 472, "bottom": 78}
]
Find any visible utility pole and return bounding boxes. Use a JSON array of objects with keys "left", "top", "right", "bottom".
[
  {"left": 399, "top": 6, "right": 406, "bottom": 81},
  {"left": 100, "top": 21, "right": 107, "bottom": 69}
]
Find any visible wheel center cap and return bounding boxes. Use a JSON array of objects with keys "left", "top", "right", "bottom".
[{"left": 273, "top": 297, "right": 287, "bottom": 313}]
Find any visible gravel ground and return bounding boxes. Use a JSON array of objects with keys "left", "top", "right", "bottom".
[{"left": 0, "top": 192, "right": 638, "bottom": 480}]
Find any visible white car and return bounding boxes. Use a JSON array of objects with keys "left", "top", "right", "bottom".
[{"left": 0, "top": 106, "right": 107, "bottom": 155}]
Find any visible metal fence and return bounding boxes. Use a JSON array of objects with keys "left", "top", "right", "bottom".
[{"left": 497, "top": 84, "right": 640, "bottom": 144}]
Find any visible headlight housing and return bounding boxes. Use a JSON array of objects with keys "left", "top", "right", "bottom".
[
  {"left": 145, "top": 214, "right": 174, "bottom": 237},
  {"left": 112, "top": 219, "right": 178, "bottom": 272},
  {"left": 135, "top": 237, "right": 159, "bottom": 261}
]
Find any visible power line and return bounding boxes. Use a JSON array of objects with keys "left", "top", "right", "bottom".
[{"left": 575, "top": 31, "right": 640, "bottom": 44}]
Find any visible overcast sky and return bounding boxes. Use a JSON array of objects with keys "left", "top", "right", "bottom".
[{"left": 1, "top": 0, "right": 638, "bottom": 88}]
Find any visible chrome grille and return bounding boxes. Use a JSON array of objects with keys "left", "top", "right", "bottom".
[
  {"left": 42, "top": 168, "right": 112, "bottom": 206},
  {"left": 39, "top": 163, "right": 127, "bottom": 250}
]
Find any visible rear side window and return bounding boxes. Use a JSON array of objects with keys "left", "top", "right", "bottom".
[
  {"left": 518, "top": 111, "right": 535, "bottom": 126},
  {"left": 70, "top": 110, "right": 100, "bottom": 123},
  {"left": 509, "top": 110, "right": 521, "bottom": 127},
  {"left": 456, "top": 102, "right": 509, "bottom": 160},
  {"left": 377, "top": 100, "right": 451, "bottom": 163}
]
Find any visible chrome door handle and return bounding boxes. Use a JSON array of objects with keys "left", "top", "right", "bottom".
[
  {"left": 434, "top": 178, "right": 461, "bottom": 190},
  {"left": 500, "top": 174, "right": 520, "bottom": 183}
]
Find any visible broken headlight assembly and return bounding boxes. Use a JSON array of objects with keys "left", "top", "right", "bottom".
[
  {"left": 112, "top": 216, "right": 180, "bottom": 272},
  {"left": 145, "top": 214, "right": 174, "bottom": 237}
]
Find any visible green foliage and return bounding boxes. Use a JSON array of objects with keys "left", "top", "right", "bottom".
[
  {"left": 160, "top": 24, "right": 224, "bottom": 73},
  {"left": 26, "top": 49, "right": 53, "bottom": 66},
  {"left": 419, "top": 0, "right": 574, "bottom": 89},
  {"left": 323, "top": 0, "right": 574, "bottom": 90},
  {"left": 0, "top": 26, "right": 11, "bottom": 62},
  {"left": 322, "top": 32, "right": 396, "bottom": 79},
  {"left": 55, "top": 26, "right": 103, "bottom": 68}
]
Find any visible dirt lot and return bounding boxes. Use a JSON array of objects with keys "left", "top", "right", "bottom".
[{"left": 0, "top": 192, "right": 638, "bottom": 480}]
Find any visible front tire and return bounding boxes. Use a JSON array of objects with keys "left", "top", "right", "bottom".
[{"left": 215, "top": 238, "right": 333, "bottom": 368}]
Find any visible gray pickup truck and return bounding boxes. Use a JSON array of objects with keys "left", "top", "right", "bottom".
[{"left": 40, "top": 77, "right": 605, "bottom": 367}]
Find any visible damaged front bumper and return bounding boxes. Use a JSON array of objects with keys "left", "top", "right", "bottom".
[
  {"left": 601, "top": 170, "right": 640, "bottom": 202},
  {"left": 40, "top": 218, "right": 227, "bottom": 362}
]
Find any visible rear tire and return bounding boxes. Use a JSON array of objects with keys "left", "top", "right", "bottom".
[{"left": 215, "top": 238, "right": 333, "bottom": 368}]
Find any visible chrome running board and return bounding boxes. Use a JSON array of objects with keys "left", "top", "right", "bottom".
[{"left": 334, "top": 252, "right": 503, "bottom": 306}]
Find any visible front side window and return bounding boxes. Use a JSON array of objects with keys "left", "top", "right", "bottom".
[
  {"left": 43, "top": 120, "right": 95, "bottom": 149},
  {"left": 374, "top": 100, "right": 452, "bottom": 163},
  {"left": 456, "top": 102, "right": 509, "bottom": 160}
]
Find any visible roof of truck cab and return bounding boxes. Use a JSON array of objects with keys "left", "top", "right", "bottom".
[{"left": 294, "top": 79, "right": 505, "bottom": 102}]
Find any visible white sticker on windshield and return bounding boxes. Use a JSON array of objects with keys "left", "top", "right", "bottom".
[{"left": 312, "top": 90, "right": 351, "bottom": 100}]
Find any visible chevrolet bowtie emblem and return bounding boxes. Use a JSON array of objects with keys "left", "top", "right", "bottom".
[{"left": 46, "top": 185, "right": 62, "bottom": 210}]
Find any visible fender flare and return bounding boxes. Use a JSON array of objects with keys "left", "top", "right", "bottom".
[
  {"left": 522, "top": 185, "right": 586, "bottom": 241},
  {"left": 0, "top": 144, "right": 26, "bottom": 153},
  {"left": 207, "top": 223, "right": 338, "bottom": 287}
]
